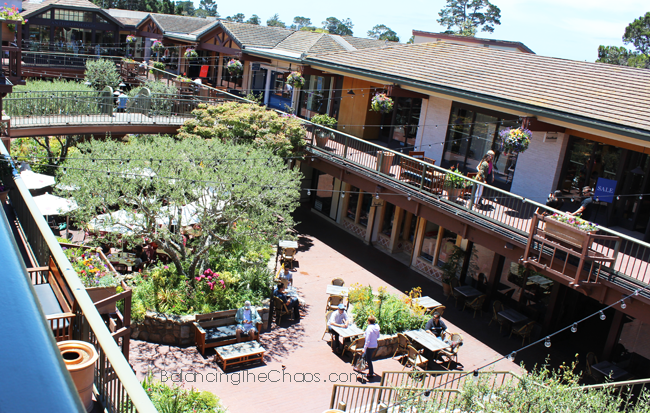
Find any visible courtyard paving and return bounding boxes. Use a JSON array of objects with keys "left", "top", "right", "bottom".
[{"left": 129, "top": 206, "right": 560, "bottom": 413}]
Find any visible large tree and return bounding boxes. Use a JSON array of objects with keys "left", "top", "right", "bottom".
[
  {"left": 598, "top": 12, "right": 650, "bottom": 69},
  {"left": 246, "top": 14, "right": 261, "bottom": 25},
  {"left": 367, "top": 24, "right": 400, "bottom": 42},
  {"left": 291, "top": 16, "right": 312, "bottom": 30},
  {"left": 59, "top": 135, "right": 301, "bottom": 280},
  {"left": 226, "top": 13, "right": 246, "bottom": 23},
  {"left": 266, "top": 14, "right": 286, "bottom": 28},
  {"left": 437, "top": 0, "right": 501, "bottom": 36},
  {"left": 322, "top": 17, "right": 354, "bottom": 36},
  {"left": 175, "top": 1, "right": 195, "bottom": 16},
  {"left": 198, "top": 0, "right": 218, "bottom": 16}
]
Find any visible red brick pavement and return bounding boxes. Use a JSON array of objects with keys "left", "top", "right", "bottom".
[{"left": 130, "top": 209, "right": 524, "bottom": 413}]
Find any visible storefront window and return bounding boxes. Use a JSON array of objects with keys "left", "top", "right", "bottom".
[
  {"left": 220, "top": 56, "right": 243, "bottom": 87},
  {"left": 28, "top": 25, "right": 50, "bottom": 47},
  {"left": 95, "top": 31, "right": 114, "bottom": 48},
  {"left": 436, "top": 229, "right": 458, "bottom": 267},
  {"left": 53, "top": 27, "right": 92, "bottom": 50},
  {"left": 442, "top": 103, "right": 519, "bottom": 190},
  {"left": 381, "top": 203, "right": 396, "bottom": 236},
  {"left": 358, "top": 193, "right": 373, "bottom": 227},
  {"left": 311, "top": 171, "right": 335, "bottom": 217},
  {"left": 54, "top": 9, "right": 94, "bottom": 22},
  {"left": 419, "top": 221, "right": 440, "bottom": 262},
  {"left": 391, "top": 97, "right": 421, "bottom": 146},
  {"left": 346, "top": 186, "right": 360, "bottom": 220},
  {"left": 299, "top": 75, "right": 331, "bottom": 118}
]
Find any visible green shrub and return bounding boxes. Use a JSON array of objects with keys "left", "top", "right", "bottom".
[
  {"left": 128, "top": 81, "right": 178, "bottom": 115},
  {"left": 84, "top": 59, "right": 121, "bottom": 91},
  {"left": 142, "top": 372, "right": 227, "bottom": 413},
  {"left": 5, "top": 80, "right": 101, "bottom": 117}
]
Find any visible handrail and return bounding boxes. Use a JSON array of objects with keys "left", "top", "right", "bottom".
[
  {"left": 0, "top": 145, "right": 157, "bottom": 412},
  {"left": 575, "top": 377, "right": 650, "bottom": 391}
]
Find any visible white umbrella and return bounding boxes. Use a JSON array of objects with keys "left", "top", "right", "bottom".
[
  {"left": 159, "top": 203, "right": 201, "bottom": 227},
  {"left": 88, "top": 210, "right": 145, "bottom": 235},
  {"left": 33, "top": 193, "right": 78, "bottom": 216},
  {"left": 20, "top": 171, "right": 56, "bottom": 189}
]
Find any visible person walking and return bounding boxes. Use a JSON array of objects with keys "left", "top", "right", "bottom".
[
  {"left": 363, "top": 316, "right": 380, "bottom": 380},
  {"left": 474, "top": 150, "right": 494, "bottom": 206}
]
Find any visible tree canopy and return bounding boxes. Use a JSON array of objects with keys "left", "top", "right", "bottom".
[
  {"left": 291, "top": 16, "right": 313, "bottom": 31},
  {"left": 175, "top": 1, "right": 195, "bottom": 16},
  {"left": 179, "top": 102, "right": 306, "bottom": 158},
  {"left": 197, "top": 0, "right": 218, "bottom": 17},
  {"left": 437, "top": 0, "right": 501, "bottom": 36},
  {"left": 266, "top": 13, "right": 286, "bottom": 28},
  {"left": 246, "top": 14, "right": 261, "bottom": 25},
  {"left": 59, "top": 135, "right": 301, "bottom": 280},
  {"left": 367, "top": 24, "right": 399, "bottom": 42},
  {"left": 598, "top": 12, "right": 650, "bottom": 69},
  {"left": 322, "top": 17, "right": 354, "bottom": 36},
  {"left": 226, "top": 13, "right": 245, "bottom": 23}
]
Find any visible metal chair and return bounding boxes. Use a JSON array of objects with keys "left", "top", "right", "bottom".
[
  {"left": 322, "top": 310, "right": 334, "bottom": 341},
  {"left": 392, "top": 333, "right": 411, "bottom": 361},
  {"left": 439, "top": 333, "right": 463, "bottom": 369},
  {"left": 331, "top": 278, "right": 345, "bottom": 286},
  {"left": 585, "top": 352, "right": 599, "bottom": 380},
  {"left": 344, "top": 336, "right": 365, "bottom": 365},
  {"left": 463, "top": 294, "right": 487, "bottom": 318},
  {"left": 273, "top": 296, "right": 292, "bottom": 325},
  {"left": 510, "top": 321, "right": 535, "bottom": 345},
  {"left": 489, "top": 301, "right": 506, "bottom": 332},
  {"left": 403, "top": 345, "right": 428, "bottom": 371},
  {"left": 449, "top": 278, "right": 463, "bottom": 307},
  {"left": 429, "top": 305, "right": 446, "bottom": 317}
]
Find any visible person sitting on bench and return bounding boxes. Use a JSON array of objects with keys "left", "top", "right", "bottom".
[{"left": 235, "top": 300, "right": 261, "bottom": 342}]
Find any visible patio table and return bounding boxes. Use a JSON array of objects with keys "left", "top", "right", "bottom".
[
  {"left": 497, "top": 308, "right": 528, "bottom": 325},
  {"left": 413, "top": 296, "right": 442, "bottom": 311},
  {"left": 330, "top": 324, "right": 364, "bottom": 342},
  {"left": 405, "top": 329, "right": 450, "bottom": 353},
  {"left": 214, "top": 341, "right": 266, "bottom": 371},
  {"left": 527, "top": 275, "right": 553, "bottom": 286},
  {"left": 592, "top": 361, "right": 630, "bottom": 381},
  {"left": 453, "top": 286, "right": 482, "bottom": 299},
  {"left": 326, "top": 285, "right": 350, "bottom": 297},
  {"left": 279, "top": 240, "right": 299, "bottom": 249}
]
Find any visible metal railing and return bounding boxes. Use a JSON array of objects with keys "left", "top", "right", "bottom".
[
  {"left": 22, "top": 51, "right": 126, "bottom": 68},
  {"left": 330, "top": 371, "right": 517, "bottom": 411},
  {"left": 1, "top": 145, "right": 157, "bottom": 413},
  {"left": 577, "top": 377, "right": 650, "bottom": 411}
]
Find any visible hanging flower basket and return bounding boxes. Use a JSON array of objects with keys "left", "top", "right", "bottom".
[
  {"left": 0, "top": 5, "right": 26, "bottom": 32},
  {"left": 497, "top": 128, "right": 532, "bottom": 154},
  {"left": 370, "top": 93, "right": 394, "bottom": 113},
  {"left": 226, "top": 59, "right": 243, "bottom": 75},
  {"left": 286, "top": 71, "right": 305, "bottom": 88},
  {"left": 125, "top": 35, "right": 137, "bottom": 44},
  {"left": 150, "top": 40, "right": 164, "bottom": 54},
  {"left": 184, "top": 48, "right": 198, "bottom": 59}
]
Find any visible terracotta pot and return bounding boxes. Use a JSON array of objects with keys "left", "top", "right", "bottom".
[
  {"left": 315, "top": 131, "right": 331, "bottom": 148},
  {"left": 86, "top": 286, "right": 117, "bottom": 314},
  {"left": 378, "top": 151, "right": 395, "bottom": 174},
  {"left": 445, "top": 187, "right": 462, "bottom": 200},
  {"left": 545, "top": 218, "right": 592, "bottom": 248},
  {"left": 442, "top": 282, "right": 452, "bottom": 297},
  {"left": 58, "top": 341, "right": 99, "bottom": 412}
]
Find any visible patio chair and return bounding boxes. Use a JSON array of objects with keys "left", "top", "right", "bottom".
[
  {"left": 282, "top": 247, "right": 296, "bottom": 270},
  {"left": 273, "top": 296, "right": 291, "bottom": 325},
  {"left": 344, "top": 336, "right": 365, "bottom": 365},
  {"left": 321, "top": 310, "right": 334, "bottom": 341},
  {"left": 392, "top": 333, "right": 411, "bottom": 362},
  {"left": 429, "top": 305, "right": 446, "bottom": 317},
  {"left": 326, "top": 295, "right": 345, "bottom": 312},
  {"left": 489, "top": 301, "right": 506, "bottom": 332},
  {"left": 403, "top": 345, "right": 428, "bottom": 371},
  {"left": 510, "top": 321, "right": 535, "bottom": 345},
  {"left": 448, "top": 278, "right": 463, "bottom": 307},
  {"left": 331, "top": 278, "right": 345, "bottom": 286},
  {"left": 438, "top": 333, "right": 463, "bottom": 369},
  {"left": 463, "top": 294, "right": 487, "bottom": 318}
]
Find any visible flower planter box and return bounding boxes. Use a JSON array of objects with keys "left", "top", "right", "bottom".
[
  {"left": 545, "top": 218, "right": 592, "bottom": 248},
  {"left": 86, "top": 286, "right": 117, "bottom": 314}
]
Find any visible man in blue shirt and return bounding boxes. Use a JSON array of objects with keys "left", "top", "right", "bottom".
[
  {"left": 328, "top": 303, "right": 349, "bottom": 353},
  {"left": 425, "top": 311, "right": 447, "bottom": 338},
  {"left": 274, "top": 283, "right": 300, "bottom": 321}
]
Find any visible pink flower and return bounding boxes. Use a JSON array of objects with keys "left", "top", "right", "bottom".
[
  {"left": 195, "top": 276, "right": 202, "bottom": 281},
  {"left": 207, "top": 281, "right": 215, "bottom": 290},
  {"left": 219, "top": 279, "right": 225, "bottom": 289},
  {"left": 207, "top": 275, "right": 212, "bottom": 280},
  {"left": 163, "top": 265, "right": 168, "bottom": 269}
]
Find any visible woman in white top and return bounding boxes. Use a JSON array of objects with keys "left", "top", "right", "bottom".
[{"left": 363, "top": 315, "right": 380, "bottom": 380}]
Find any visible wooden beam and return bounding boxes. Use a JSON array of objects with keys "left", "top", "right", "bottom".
[
  {"left": 197, "top": 43, "right": 241, "bottom": 57},
  {"left": 136, "top": 30, "right": 162, "bottom": 39},
  {"left": 387, "top": 85, "right": 429, "bottom": 100}
]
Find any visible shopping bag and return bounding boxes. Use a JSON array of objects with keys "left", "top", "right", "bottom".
[{"left": 354, "top": 356, "right": 368, "bottom": 373}]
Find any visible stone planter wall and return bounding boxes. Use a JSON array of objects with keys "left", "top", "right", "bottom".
[
  {"left": 374, "top": 335, "right": 399, "bottom": 359},
  {"left": 131, "top": 305, "right": 271, "bottom": 347}
]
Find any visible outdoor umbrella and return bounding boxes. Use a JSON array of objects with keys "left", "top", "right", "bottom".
[
  {"left": 88, "top": 210, "right": 146, "bottom": 235},
  {"left": 20, "top": 170, "right": 56, "bottom": 190},
  {"left": 32, "top": 193, "right": 78, "bottom": 239}
]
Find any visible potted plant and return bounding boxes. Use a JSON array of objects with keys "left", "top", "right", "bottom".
[
  {"left": 545, "top": 213, "right": 598, "bottom": 248},
  {"left": 443, "top": 166, "right": 468, "bottom": 200},
  {"left": 150, "top": 61, "right": 166, "bottom": 78},
  {"left": 310, "top": 114, "right": 337, "bottom": 147},
  {"left": 370, "top": 93, "right": 394, "bottom": 113},
  {"left": 184, "top": 48, "right": 198, "bottom": 60},
  {"left": 226, "top": 59, "right": 243, "bottom": 76},
  {"left": 125, "top": 35, "right": 137, "bottom": 44},
  {"left": 286, "top": 71, "right": 305, "bottom": 88},
  {"left": 63, "top": 246, "right": 120, "bottom": 314},
  {"left": 440, "top": 246, "right": 465, "bottom": 296},
  {"left": 0, "top": 5, "right": 26, "bottom": 34},
  {"left": 497, "top": 127, "right": 532, "bottom": 155}
]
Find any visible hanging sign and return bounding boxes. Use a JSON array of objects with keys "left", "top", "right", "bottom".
[
  {"left": 594, "top": 177, "right": 617, "bottom": 203},
  {"left": 252, "top": 63, "right": 261, "bottom": 71},
  {"left": 199, "top": 65, "right": 209, "bottom": 78}
]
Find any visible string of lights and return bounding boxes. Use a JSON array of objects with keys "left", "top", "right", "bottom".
[{"left": 385, "top": 284, "right": 649, "bottom": 411}]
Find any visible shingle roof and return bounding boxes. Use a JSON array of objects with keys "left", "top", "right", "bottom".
[
  {"left": 413, "top": 30, "right": 534, "bottom": 53},
  {"left": 275, "top": 31, "right": 324, "bottom": 54},
  {"left": 221, "top": 21, "right": 294, "bottom": 48},
  {"left": 22, "top": 0, "right": 101, "bottom": 17},
  {"left": 341, "top": 36, "right": 395, "bottom": 50},
  {"left": 150, "top": 14, "right": 215, "bottom": 35},
  {"left": 306, "top": 42, "right": 650, "bottom": 135}
]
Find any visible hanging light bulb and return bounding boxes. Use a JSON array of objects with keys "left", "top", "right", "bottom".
[
  {"left": 544, "top": 336, "right": 552, "bottom": 348},
  {"left": 571, "top": 323, "right": 578, "bottom": 333},
  {"left": 634, "top": 289, "right": 640, "bottom": 296},
  {"left": 620, "top": 300, "right": 627, "bottom": 309},
  {"left": 617, "top": 196, "right": 620, "bottom": 200},
  {"left": 599, "top": 310, "right": 606, "bottom": 320},
  {"left": 307, "top": 189, "right": 311, "bottom": 196},
  {"left": 341, "top": 192, "right": 345, "bottom": 198},
  {"left": 507, "top": 351, "right": 516, "bottom": 361},
  {"left": 407, "top": 195, "right": 411, "bottom": 201},
  {"left": 472, "top": 370, "right": 479, "bottom": 382},
  {"left": 375, "top": 193, "right": 379, "bottom": 199}
]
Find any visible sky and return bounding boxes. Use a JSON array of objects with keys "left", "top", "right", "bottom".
[{"left": 197, "top": 0, "right": 648, "bottom": 62}]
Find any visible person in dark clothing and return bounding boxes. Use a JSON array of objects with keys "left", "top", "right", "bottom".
[
  {"left": 425, "top": 311, "right": 447, "bottom": 338},
  {"left": 274, "top": 284, "right": 300, "bottom": 320},
  {"left": 571, "top": 186, "right": 594, "bottom": 220},
  {"left": 133, "top": 245, "right": 149, "bottom": 271},
  {"left": 546, "top": 190, "right": 564, "bottom": 211}
]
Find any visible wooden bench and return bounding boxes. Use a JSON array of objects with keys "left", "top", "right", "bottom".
[
  {"left": 215, "top": 341, "right": 266, "bottom": 370},
  {"left": 30, "top": 257, "right": 76, "bottom": 342},
  {"left": 194, "top": 309, "right": 262, "bottom": 355}
]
